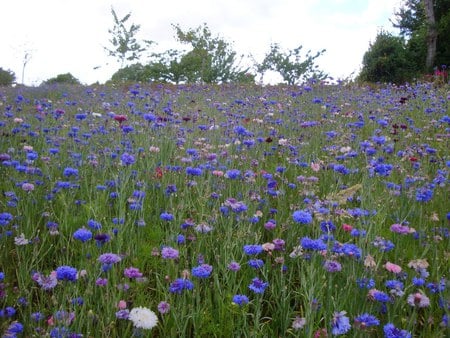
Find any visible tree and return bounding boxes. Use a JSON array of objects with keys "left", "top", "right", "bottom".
[
  {"left": 42, "top": 73, "right": 81, "bottom": 85},
  {"left": 105, "top": 7, "right": 152, "bottom": 68},
  {"left": 393, "top": 0, "right": 450, "bottom": 73},
  {"left": 0, "top": 68, "right": 16, "bottom": 86},
  {"left": 423, "top": 0, "right": 437, "bottom": 70},
  {"left": 358, "top": 30, "right": 412, "bottom": 84},
  {"left": 172, "top": 23, "right": 250, "bottom": 83},
  {"left": 257, "top": 43, "right": 326, "bottom": 85}
]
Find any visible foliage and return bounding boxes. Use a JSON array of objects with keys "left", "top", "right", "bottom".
[
  {"left": 0, "top": 67, "right": 16, "bottom": 86},
  {"left": 172, "top": 23, "right": 251, "bottom": 83},
  {"left": 257, "top": 43, "right": 326, "bottom": 85},
  {"left": 105, "top": 7, "right": 153, "bottom": 68},
  {"left": 42, "top": 73, "right": 81, "bottom": 85},
  {"left": 358, "top": 30, "right": 413, "bottom": 84},
  {"left": 393, "top": 0, "right": 450, "bottom": 72}
]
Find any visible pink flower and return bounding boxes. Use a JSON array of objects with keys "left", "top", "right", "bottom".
[
  {"left": 21, "top": 182, "right": 34, "bottom": 192},
  {"left": 407, "top": 292, "right": 430, "bottom": 308},
  {"left": 117, "top": 300, "right": 127, "bottom": 309},
  {"left": 311, "top": 162, "right": 321, "bottom": 172},
  {"left": 385, "top": 262, "right": 402, "bottom": 273},
  {"left": 342, "top": 223, "right": 353, "bottom": 232}
]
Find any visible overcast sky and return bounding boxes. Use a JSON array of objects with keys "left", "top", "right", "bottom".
[{"left": 0, "top": 0, "right": 401, "bottom": 85}]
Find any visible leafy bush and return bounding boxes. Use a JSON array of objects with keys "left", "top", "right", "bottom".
[
  {"left": 358, "top": 30, "right": 414, "bottom": 84},
  {"left": 42, "top": 73, "right": 81, "bottom": 85},
  {"left": 0, "top": 67, "right": 16, "bottom": 86}
]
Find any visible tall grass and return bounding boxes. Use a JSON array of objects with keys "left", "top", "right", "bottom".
[{"left": 0, "top": 82, "right": 448, "bottom": 337}]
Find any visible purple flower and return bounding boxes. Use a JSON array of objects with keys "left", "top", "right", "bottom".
[
  {"left": 115, "top": 309, "right": 130, "bottom": 319},
  {"left": 95, "top": 278, "right": 108, "bottom": 286},
  {"left": 292, "top": 210, "right": 313, "bottom": 224},
  {"left": 98, "top": 253, "right": 122, "bottom": 265},
  {"left": 227, "top": 261, "right": 241, "bottom": 271},
  {"left": 248, "top": 277, "right": 269, "bottom": 294},
  {"left": 55, "top": 266, "right": 77, "bottom": 281},
  {"left": 192, "top": 264, "right": 213, "bottom": 278},
  {"left": 157, "top": 301, "right": 170, "bottom": 314},
  {"left": 124, "top": 267, "right": 143, "bottom": 279},
  {"left": 33, "top": 271, "right": 58, "bottom": 290},
  {"left": 331, "top": 310, "right": 351, "bottom": 335},
  {"left": 383, "top": 323, "right": 411, "bottom": 338},
  {"left": 323, "top": 260, "right": 342, "bottom": 272},
  {"left": 232, "top": 294, "right": 249, "bottom": 306},
  {"left": 390, "top": 223, "right": 411, "bottom": 234},
  {"left": 161, "top": 247, "right": 179, "bottom": 260}
]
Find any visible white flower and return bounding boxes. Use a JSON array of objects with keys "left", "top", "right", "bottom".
[
  {"left": 128, "top": 307, "right": 158, "bottom": 330},
  {"left": 14, "top": 233, "right": 29, "bottom": 245}
]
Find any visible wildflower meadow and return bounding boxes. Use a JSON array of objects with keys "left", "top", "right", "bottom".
[{"left": 0, "top": 81, "right": 449, "bottom": 337}]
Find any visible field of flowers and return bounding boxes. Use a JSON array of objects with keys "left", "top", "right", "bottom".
[{"left": 0, "top": 81, "right": 449, "bottom": 337}]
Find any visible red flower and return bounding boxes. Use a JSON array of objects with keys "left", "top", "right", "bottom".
[{"left": 113, "top": 115, "right": 127, "bottom": 123}]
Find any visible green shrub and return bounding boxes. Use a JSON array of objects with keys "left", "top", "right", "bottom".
[{"left": 0, "top": 67, "right": 16, "bottom": 86}]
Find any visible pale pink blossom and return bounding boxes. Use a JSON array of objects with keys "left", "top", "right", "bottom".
[{"left": 385, "top": 261, "right": 402, "bottom": 273}]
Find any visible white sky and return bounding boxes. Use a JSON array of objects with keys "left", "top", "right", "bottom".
[{"left": 0, "top": 0, "right": 401, "bottom": 85}]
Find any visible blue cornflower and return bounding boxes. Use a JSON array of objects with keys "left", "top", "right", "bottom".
[
  {"left": 186, "top": 166, "right": 203, "bottom": 176},
  {"left": 243, "top": 244, "right": 263, "bottom": 255},
  {"left": 248, "top": 277, "right": 269, "bottom": 294},
  {"left": 247, "top": 259, "right": 264, "bottom": 269},
  {"left": 232, "top": 294, "right": 249, "bottom": 306},
  {"left": 331, "top": 310, "right": 351, "bottom": 335},
  {"left": 55, "top": 265, "right": 78, "bottom": 281},
  {"left": 165, "top": 184, "right": 177, "bottom": 195},
  {"left": 336, "top": 243, "right": 362, "bottom": 258},
  {"left": 373, "top": 291, "right": 391, "bottom": 303},
  {"left": 169, "top": 278, "right": 194, "bottom": 294},
  {"left": 292, "top": 210, "right": 313, "bottom": 224},
  {"left": 87, "top": 219, "right": 102, "bottom": 230},
  {"left": 63, "top": 167, "right": 78, "bottom": 177},
  {"left": 160, "top": 212, "right": 174, "bottom": 221},
  {"left": 0, "top": 212, "right": 13, "bottom": 226},
  {"left": 383, "top": 323, "right": 411, "bottom": 338},
  {"left": 4, "top": 321, "right": 24, "bottom": 336},
  {"left": 300, "top": 237, "right": 327, "bottom": 251},
  {"left": 225, "top": 169, "right": 241, "bottom": 179},
  {"left": 412, "top": 277, "right": 425, "bottom": 287},
  {"left": 73, "top": 228, "right": 92, "bottom": 242},
  {"left": 385, "top": 280, "right": 404, "bottom": 290},
  {"left": 415, "top": 188, "right": 433, "bottom": 202},
  {"left": 354, "top": 313, "right": 380, "bottom": 329},
  {"left": 320, "top": 220, "right": 336, "bottom": 232},
  {"left": 426, "top": 279, "right": 446, "bottom": 293},
  {"left": 191, "top": 264, "right": 213, "bottom": 278},
  {"left": 31, "top": 312, "right": 45, "bottom": 321},
  {"left": 356, "top": 277, "right": 375, "bottom": 289},
  {"left": 120, "top": 152, "right": 135, "bottom": 166}
]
